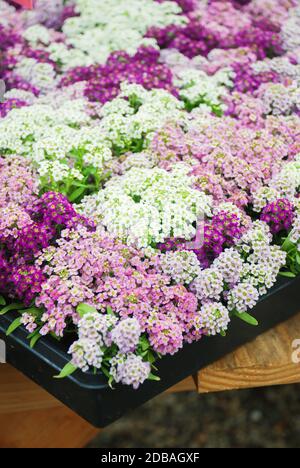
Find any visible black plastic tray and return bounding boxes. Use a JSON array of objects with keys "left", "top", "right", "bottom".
[{"left": 0, "top": 276, "right": 299, "bottom": 427}]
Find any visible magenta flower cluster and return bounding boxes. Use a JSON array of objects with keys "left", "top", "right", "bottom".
[
  {"left": 0, "top": 158, "right": 91, "bottom": 305},
  {"left": 260, "top": 199, "right": 295, "bottom": 235},
  {"left": 147, "top": 0, "right": 283, "bottom": 59},
  {"left": 61, "top": 47, "right": 177, "bottom": 104}
]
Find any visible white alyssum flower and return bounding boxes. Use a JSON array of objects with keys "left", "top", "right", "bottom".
[
  {"left": 253, "top": 154, "right": 300, "bottom": 211},
  {"left": 47, "top": 0, "right": 187, "bottom": 69},
  {"left": 290, "top": 214, "right": 300, "bottom": 244},
  {"left": 23, "top": 24, "right": 51, "bottom": 45},
  {"left": 79, "top": 164, "right": 212, "bottom": 248},
  {"left": 0, "top": 0, "right": 16, "bottom": 27},
  {"left": 174, "top": 67, "right": 234, "bottom": 112},
  {"left": 226, "top": 222, "right": 287, "bottom": 301},
  {"left": 160, "top": 250, "right": 202, "bottom": 285},
  {"left": 195, "top": 302, "right": 230, "bottom": 336},
  {"left": 241, "top": 245, "right": 287, "bottom": 295},
  {"left": 213, "top": 249, "right": 244, "bottom": 287},
  {"left": 0, "top": 101, "right": 112, "bottom": 184},
  {"left": 69, "top": 338, "right": 104, "bottom": 372},
  {"left": 47, "top": 42, "right": 94, "bottom": 71},
  {"left": 261, "top": 83, "right": 300, "bottom": 116},
  {"left": 281, "top": 6, "right": 300, "bottom": 51},
  {"left": 98, "top": 83, "right": 185, "bottom": 151},
  {"left": 252, "top": 186, "right": 281, "bottom": 213},
  {"left": 237, "top": 221, "right": 273, "bottom": 258},
  {"left": 227, "top": 282, "right": 260, "bottom": 314},
  {"left": 191, "top": 268, "right": 224, "bottom": 302},
  {"left": 252, "top": 57, "right": 300, "bottom": 85},
  {"left": 15, "top": 57, "right": 57, "bottom": 94},
  {"left": 4, "top": 88, "right": 36, "bottom": 104}
]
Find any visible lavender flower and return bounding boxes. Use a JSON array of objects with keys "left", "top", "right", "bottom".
[
  {"left": 228, "top": 282, "right": 260, "bottom": 313},
  {"left": 69, "top": 338, "right": 104, "bottom": 372},
  {"left": 196, "top": 302, "right": 230, "bottom": 337},
  {"left": 110, "top": 353, "right": 151, "bottom": 390},
  {"left": 191, "top": 268, "right": 224, "bottom": 302},
  {"left": 111, "top": 318, "right": 142, "bottom": 353}
]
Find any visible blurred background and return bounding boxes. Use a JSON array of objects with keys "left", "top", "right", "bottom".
[{"left": 89, "top": 385, "right": 300, "bottom": 448}]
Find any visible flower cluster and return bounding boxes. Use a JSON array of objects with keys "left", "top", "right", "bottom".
[
  {"left": 0, "top": 100, "right": 113, "bottom": 198},
  {"left": 50, "top": 0, "right": 186, "bottom": 70},
  {"left": 159, "top": 250, "right": 201, "bottom": 285},
  {"left": 79, "top": 164, "right": 212, "bottom": 248},
  {"left": 174, "top": 67, "right": 234, "bottom": 113},
  {"left": 35, "top": 227, "right": 200, "bottom": 347},
  {"left": 110, "top": 353, "right": 151, "bottom": 389},
  {"left": 98, "top": 82, "right": 184, "bottom": 154},
  {"left": 260, "top": 199, "right": 295, "bottom": 235},
  {"left": 61, "top": 47, "right": 177, "bottom": 104},
  {"left": 0, "top": 168, "right": 90, "bottom": 305}
]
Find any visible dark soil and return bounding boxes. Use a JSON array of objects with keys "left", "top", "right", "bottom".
[{"left": 88, "top": 385, "right": 300, "bottom": 448}]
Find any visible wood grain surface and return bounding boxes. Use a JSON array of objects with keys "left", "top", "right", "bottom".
[{"left": 197, "top": 312, "right": 300, "bottom": 393}]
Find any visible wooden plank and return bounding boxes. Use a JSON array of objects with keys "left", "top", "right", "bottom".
[
  {"left": 167, "top": 376, "right": 197, "bottom": 393},
  {"left": 196, "top": 313, "right": 300, "bottom": 393},
  {"left": 0, "top": 365, "right": 61, "bottom": 414},
  {"left": 0, "top": 406, "right": 99, "bottom": 448},
  {"left": 0, "top": 365, "right": 99, "bottom": 448}
]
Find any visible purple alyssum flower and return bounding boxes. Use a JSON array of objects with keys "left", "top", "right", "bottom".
[{"left": 260, "top": 198, "right": 295, "bottom": 234}]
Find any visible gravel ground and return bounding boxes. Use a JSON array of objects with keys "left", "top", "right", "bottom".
[{"left": 89, "top": 385, "right": 300, "bottom": 448}]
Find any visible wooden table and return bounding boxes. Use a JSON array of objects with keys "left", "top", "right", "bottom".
[{"left": 1, "top": 313, "right": 300, "bottom": 448}]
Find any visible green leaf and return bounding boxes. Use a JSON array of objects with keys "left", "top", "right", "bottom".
[
  {"left": 139, "top": 335, "right": 150, "bottom": 352},
  {"left": 106, "top": 306, "right": 115, "bottom": 316},
  {"left": 6, "top": 317, "right": 22, "bottom": 336},
  {"left": 148, "top": 373, "right": 161, "bottom": 382},
  {"left": 0, "top": 296, "right": 6, "bottom": 306},
  {"left": 220, "top": 330, "right": 227, "bottom": 337},
  {"left": 54, "top": 362, "right": 77, "bottom": 379},
  {"left": 0, "top": 303, "right": 25, "bottom": 316},
  {"left": 279, "top": 271, "right": 296, "bottom": 278},
  {"left": 282, "top": 238, "right": 296, "bottom": 253},
  {"left": 22, "top": 307, "right": 42, "bottom": 317},
  {"left": 147, "top": 351, "right": 157, "bottom": 365},
  {"left": 108, "top": 375, "right": 114, "bottom": 389},
  {"left": 236, "top": 312, "right": 258, "bottom": 327},
  {"left": 76, "top": 303, "right": 98, "bottom": 318},
  {"left": 29, "top": 332, "right": 42, "bottom": 349},
  {"left": 101, "top": 366, "right": 111, "bottom": 379},
  {"left": 141, "top": 341, "right": 150, "bottom": 351},
  {"left": 69, "top": 186, "right": 87, "bottom": 203}
]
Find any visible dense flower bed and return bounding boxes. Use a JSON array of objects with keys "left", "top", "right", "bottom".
[{"left": 1, "top": 0, "right": 300, "bottom": 389}]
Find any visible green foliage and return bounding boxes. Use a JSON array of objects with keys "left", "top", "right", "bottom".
[
  {"left": 281, "top": 235, "right": 300, "bottom": 277},
  {"left": 235, "top": 311, "right": 259, "bottom": 327},
  {"left": 6, "top": 317, "right": 22, "bottom": 336},
  {"left": 54, "top": 362, "right": 78, "bottom": 379}
]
